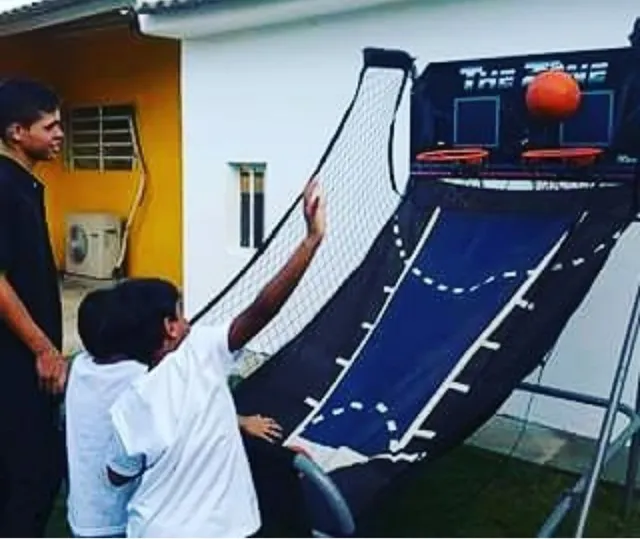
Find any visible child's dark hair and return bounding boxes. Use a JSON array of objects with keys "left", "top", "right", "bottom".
[
  {"left": 0, "top": 79, "right": 60, "bottom": 142},
  {"left": 108, "top": 278, "right": 181, "bottom": 366},
  {"left": 77, "top": 287, "right": 117, "bottom": 360}
]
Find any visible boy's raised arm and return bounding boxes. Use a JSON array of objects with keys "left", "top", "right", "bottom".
[{"left": 228, "top": 179, "right": 326, "bottom": 352}]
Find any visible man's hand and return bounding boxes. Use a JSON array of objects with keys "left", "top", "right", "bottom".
[
  {"left": 303, "top": 178, "right": 326, "bottom": 241},
  {"left": 35, "top": 348, "right": 67, "bottom": 394},
  {"left": 239, "top": 414, "right": 283, "bottom": 443}
]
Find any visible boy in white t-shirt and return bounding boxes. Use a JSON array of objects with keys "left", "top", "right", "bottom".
[
  {"left": 65, "top": 286, "right": 285, "bottom": 538},
  {"left": 105, "top": 180, "right": 325, "bottom": 538},
  {"left": 65, "top": 286, "right": 147, "bottom": 538}
]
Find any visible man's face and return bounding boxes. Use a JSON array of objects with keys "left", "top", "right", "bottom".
[{"left": 9, "top": 109, "right": 64, "bottom": 162}]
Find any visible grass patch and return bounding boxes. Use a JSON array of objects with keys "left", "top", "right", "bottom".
[
  {"left": 46, "top": 444, "right": 640, "bottom": 537},
  {"left": 361, "top": 445, "right": 640, "bottom": 537}
]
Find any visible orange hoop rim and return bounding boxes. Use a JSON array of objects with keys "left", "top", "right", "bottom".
[
  {"left": 521, "top": 147, "right": 603, "bottom": 165},
  {"left": 416, "top": 148, "right": 489, "bottom": 164}
]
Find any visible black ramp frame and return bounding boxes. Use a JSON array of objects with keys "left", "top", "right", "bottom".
[{"left": 191, "top": 36, "right": 640, "bottom": 538}]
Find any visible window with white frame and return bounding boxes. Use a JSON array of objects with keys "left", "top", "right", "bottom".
[
  {"left": 65, "top": 104, "right": 136, "bottom": 171},
  {"left": 235, "top": 163, "right": 266, "bottom": 249}
]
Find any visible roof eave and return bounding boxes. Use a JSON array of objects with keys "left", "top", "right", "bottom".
[
  {"left": 136, "top": 0, "right": 226, "bottom": 15},
  {"left": 138, "top": 0, "right": 414, "bottom": 40},
  {"left": 0, "top": 0, "right": 133, "bottom": 37}
]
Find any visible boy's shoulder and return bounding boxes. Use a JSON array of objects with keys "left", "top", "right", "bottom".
[
  {"left": 185, "top": 322, "right": 231, "bottom": 349},
  {"left": 131, "top": 323, "right": 234, "bottom": 391},
  {"left": 69, "top": 350, "right": 147, "bottom": 380},
  {"left": 183, "top": 321, "right": 239, "bottom": 366}
]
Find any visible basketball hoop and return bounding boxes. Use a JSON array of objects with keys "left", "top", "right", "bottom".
[
  {"left": 521, "top": 148, "right": 603, "bottom": 167},
  {"left": 416, "top": 148, "right": 489, "bottom": 165}
]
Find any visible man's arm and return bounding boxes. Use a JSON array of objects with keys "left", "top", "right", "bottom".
[
  {"left": 228, "top": 179, "right": 326, "bottom": 352},
  {"left": 0, "top": 276, "right": 55, "bottom": 355},
  {"left": 0, "top": 185, "right": 67, "bottom": 394},
  {"left": 0, "top": 276, "right": 67, "bottom": 394}
]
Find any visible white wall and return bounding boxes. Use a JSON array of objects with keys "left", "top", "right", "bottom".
[{"left": 179, "top": 0, "right": 640, "bottom": 438}]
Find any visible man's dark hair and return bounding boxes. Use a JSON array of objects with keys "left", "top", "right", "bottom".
[
  {"left": 77, "top": 287, "right": 117, "bottom": 360},
  {"left": 108, "top": 278, "right": 181, "bottom": 366},
  {"left": 0, "top": 79, "right": 60, "bottom": 141}
]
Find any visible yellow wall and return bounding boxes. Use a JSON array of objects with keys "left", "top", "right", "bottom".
[{"left": 0, "top": 25, "right": 182, "bottom": 286}]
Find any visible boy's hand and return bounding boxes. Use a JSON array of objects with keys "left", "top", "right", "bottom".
[
  {"left": 303, "top": 178, "right": 326, "bottom": 241},
  {"left": 240, "top": 414, "right": 283, "bottom": 443},
  {"left": 227, "top": 178, "right": 327, "bottom": 352}
]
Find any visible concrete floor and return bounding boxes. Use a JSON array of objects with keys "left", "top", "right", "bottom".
[
  {"left": 468, "top": 414, "right": 637, "bottom": 487},
  {"left": 61, "top": 275, "right": 113, "bottom": 356}
]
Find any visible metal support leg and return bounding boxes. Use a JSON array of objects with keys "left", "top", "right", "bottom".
[
  {"left": 536, "top": 416, "right": 640, "bottom": 537},
  {"left": 623, "top": 373, "right": 640, "bottom": 517},
  {"left": 574, "top": 281, "right": 640, "bottom": 537},
  {"left": 514, "top": 381, "right": 640, "bottom": 536}
]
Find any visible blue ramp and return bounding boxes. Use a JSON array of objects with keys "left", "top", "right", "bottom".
[{"left": 293, "top": 208, "right": 572, "bottom": 457}]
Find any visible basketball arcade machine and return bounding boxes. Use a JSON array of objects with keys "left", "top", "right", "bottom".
[{"left": 410, "top": 22, "right": 640, "bottom": 538}]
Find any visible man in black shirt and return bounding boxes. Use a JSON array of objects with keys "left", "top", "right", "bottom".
[{"left": 0, "top": 80, "right": 68, "bottom": 537}]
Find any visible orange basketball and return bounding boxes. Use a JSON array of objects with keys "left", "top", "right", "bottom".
[{"left": 525, "top": 70, "right": 581, "bottom": 120}]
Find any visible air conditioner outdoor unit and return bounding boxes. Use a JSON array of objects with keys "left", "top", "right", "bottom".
[{"left": 65, "top": 212, "right": 122, "bottom": 279}]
